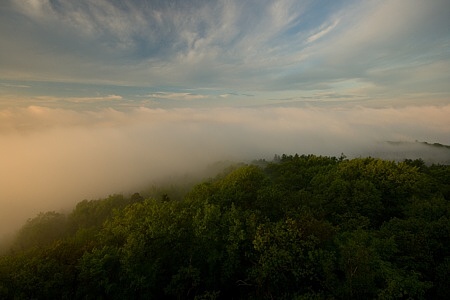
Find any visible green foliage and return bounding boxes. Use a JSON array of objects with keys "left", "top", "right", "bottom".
[
  {"left": 428, "top": 164, "right": 450, "bottom": 200},
  {"left": 0, "top": 155, "right": 449, "bottom": 299},
  {"left": 13, "top": 211, "right": 67, "bottom": 250},
  {"left": 77, "top": 245, "right": 123, "bottom": 298},
  {"left": 68, "top": 194, "right": 133, "bottom": 232},
  {"left": 214, "top": 164, "right": 267, "bottom": 209},
  {"left": 250, "top": 217, "right": 335, "bottom": 298}
]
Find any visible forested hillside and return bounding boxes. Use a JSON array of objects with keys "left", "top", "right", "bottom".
[{"left": 1, "top": 155, "right": 449, "bottom": 299}]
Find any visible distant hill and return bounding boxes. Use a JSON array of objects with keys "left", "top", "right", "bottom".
[
  {"left": 387, "top": 140, "right": 450, "bottom": 150},
  {"left": 361, "top": 140, "right": 450, "bottom": 165}
]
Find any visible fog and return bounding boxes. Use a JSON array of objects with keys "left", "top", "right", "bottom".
[{"left": 1, "top": 104, "right": 450, "bottom": 238}]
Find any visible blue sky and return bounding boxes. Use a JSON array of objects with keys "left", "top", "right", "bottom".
[{"left": 1, "top": 0, "right": 449, "bottom": 108}]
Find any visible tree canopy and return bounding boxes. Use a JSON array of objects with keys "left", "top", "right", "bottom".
[{"left": 1, "top": 155, "right": 449, "bottom": 299}]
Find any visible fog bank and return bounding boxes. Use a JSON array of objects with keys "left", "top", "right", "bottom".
[{"left": 1, "top": 104, "right": 449, "bottom": 237}]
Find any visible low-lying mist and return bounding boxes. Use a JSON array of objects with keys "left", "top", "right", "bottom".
[{"left": 1, "top": 104, "right": 449, "bottom": 238}]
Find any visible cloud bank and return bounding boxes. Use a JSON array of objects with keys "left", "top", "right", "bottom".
[{"left": 1, "top": 104, "right": 449, "bottom": 237}]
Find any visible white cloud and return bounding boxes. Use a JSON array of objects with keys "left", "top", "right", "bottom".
[
  {"left": 266, "top": 0, "right": 450, "bottom": 100},
  {"left": 0, "top": 83, "right": 31, "bottom": 88},
  {"left": 2, "top": 0, "right": 310, "bottom": 87},
  {"left": 306, "top": 19, "right": 339, "bottom": 44},
  {"left": 12, "top": 0, "right": 54, "bottom": 18},
  {"left": 317, "top": 0, "right": 450, "bottom": 67},
  {"left": 147, "top": 92, "right": 208, "bottom": 101}
]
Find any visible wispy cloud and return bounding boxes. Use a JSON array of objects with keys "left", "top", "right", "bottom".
[
  {"left": 1, "top": 0, "right": 448, "bottom": 106},
  {"left": 0, "top": 83, "right": 31, "bottom": 89},
  {"left": 0, "top": 1, "right": 318, "bottom": 87},
  {"left": 147, "top": 92, "right": 208, "bottom": 101},
  {"left": 306, "top": 19, "right": 339, "bottom": 44}
]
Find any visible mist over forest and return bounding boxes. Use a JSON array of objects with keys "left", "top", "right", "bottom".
[{"left": 1, "top": 105, "right": 449, "bottom": 238}]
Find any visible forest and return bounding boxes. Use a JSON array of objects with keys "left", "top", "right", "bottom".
[{"left": 0, "top": 154, "right": 449, "bottom": 299}]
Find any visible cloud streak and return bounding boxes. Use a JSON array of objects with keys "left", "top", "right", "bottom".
[{"left": 147, "top": 92, "right": 208, "bottom": 101}]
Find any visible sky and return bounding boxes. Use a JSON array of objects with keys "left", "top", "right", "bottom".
[
  {"left": 1, "top": 0, "right": 450, "bottom": 237},
  {"left": 1, "top": 0, "right": 449, "bottom": 107}
]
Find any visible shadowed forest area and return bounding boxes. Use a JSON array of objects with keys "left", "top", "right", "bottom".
[{"left": 1, "top": 155, "right": 449, "bottom": 299}]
